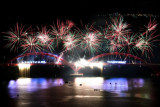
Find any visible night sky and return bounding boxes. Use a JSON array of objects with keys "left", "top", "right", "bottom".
[{"left": 1, "top": 0, "right": 160, "bottom": 63}]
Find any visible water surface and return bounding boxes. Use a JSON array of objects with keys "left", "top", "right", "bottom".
[{"left": 2, "top": 77, "right": 160, "bottom": 107}]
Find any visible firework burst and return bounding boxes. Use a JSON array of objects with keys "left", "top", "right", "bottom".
[
  {"left": 21, "top": 33, "right": 42, "bottom": 53},
  {"left": 135, "top": 32, "right": 159, "bottom": 58},
  {"left": 80, "top": 32, "right": 102, "bottom": 54},
  {"left": 109, "top": 15, "right": 130, "bottom": 40},
  {"left": 37, "top": 26, "right": 55, "bottom": 52},
  {"left": 63, "top": 32, "right": 79, "bottom": 51},
  {"left": 4, "top": 23, "right": 30, "bottom": 52},
  {"left": 50, "top": 19, "right": 75, "bottom": 46},
  {"left": 3, "top": 14, "right": 160, "bottom": 63},
  {"left": 121, "top": 33, "right": 139, "bottom": 54}
]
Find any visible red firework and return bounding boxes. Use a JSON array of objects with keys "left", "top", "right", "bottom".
[
  {"left": 110, "top": 15, "right": 130, "bottom": 38},
  {"left": 37, "top": 26, "right": 55, "bottom": 52},
  {"left": 63, "top": 33, "right": 79, "bottom": 51},
  {"left": 147, "top": 18, "right": 157, "bottom": 32},
  {"left": 4, "top": 23, "right": 30, "bottom": 52},
  {"left": 50, "top": 19, "right": 74, "bottom": 39},
  {"left": 21, "top": 33, "right": 42, "bottom": 53}
]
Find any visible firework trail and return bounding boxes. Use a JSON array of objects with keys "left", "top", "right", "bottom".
[
  {"left": 81, "top": 32, "right": 102, "bottom": 54},
  {"left": 37, "top": 26, "right": 50, "bottom": 44},
  {"left": 63, "top": 32, "right": 80, "bottom": 51},
  {"left": 37, "top": 26, "right": 55, "bottom": 52},
  {"left": 121, "top": 33, "right": 139, "bottom": 54},
  {"left": 21, "top": 33, "right": 42, "bottom": 53},
  {"left": 101, "top": 14, "right": 159, "bottom": 62},
  {"left": 109, "top": 15, "right": 130, "bottom": 41},
  {"left": 4, "top": 23, "right": 30, "bottom": 52},
  {"left": 102, "top": 15, "right": 131, "bottom": 53},
  {"left": 55, "top": 52, "right": 63, "bottom": 64},
  {"left": 135, "top": 17, "right": 159, "bottom": 60},
  {"left": 3, "top": 15, "right": 160, "bottom": 63},
  {"left": 79, "top": 24, "right": 103, "bottom": 55},
  {"left": 140, "top": 17, "right": 158, "bottom": 36},
  {"left": 50, "top": 19, "right": 75, "bottom": 47},
  {"left": 146, "top": 17, "right": 157, "bottom": 32},
  {"left": 135, "top": 31, "right": 160, "bottom": 59}
]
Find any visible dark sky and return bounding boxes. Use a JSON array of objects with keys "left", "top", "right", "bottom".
[
  {"left": 1, "top": 1, "right": 160, "bottom": 24},
  {"left": 1, "top": 0, "right": 160, "bottom": 63},
  {"left": 1, "top": 1, "right": 160, "bottom": 32},
  {"left": 0, "top": 1, "right": 160, "bottom": 26}
]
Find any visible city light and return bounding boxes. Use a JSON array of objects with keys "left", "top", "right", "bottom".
[
  {"left": 107, "top": 61, "right": 126, "bottom": 64},
  {"left": 18, "top": 63, "right": 31, "bottom": 69},
  {"left": 19, "top": 61, "right": 46, "bottom": 64},
  {"left": 74, "top": 58, "right": 104, "bottom": 69}
]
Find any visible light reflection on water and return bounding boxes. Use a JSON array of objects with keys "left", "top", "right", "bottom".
[
  {"left": 8, "top": 77, "right": 151, "bottom": 99},
  {"left": 8, "top": 78, "right": 64, "bottom": 98},
  {"left": 103, "top": 78, "right": 129, "bottom": 92},
  {"left": 74, "top": 77, "right": 149, "bottom": 99},
  {"left": 74, "top": 77, "right": 144, "bottom": 92}
]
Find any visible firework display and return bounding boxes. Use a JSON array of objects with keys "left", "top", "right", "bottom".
[{"left": 4, "top": 14, "right": 160, "bottom": 63}]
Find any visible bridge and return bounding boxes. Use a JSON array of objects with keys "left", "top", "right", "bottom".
[{"left": 3, "top": 52, "right": 150, "bottom": 76}]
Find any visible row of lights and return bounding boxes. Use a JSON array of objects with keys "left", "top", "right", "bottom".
[{"left": 19, "top": 61, "right": 46, "bottom": 64}]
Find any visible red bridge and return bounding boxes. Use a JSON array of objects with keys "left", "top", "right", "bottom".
[{"left": 5, "top": 52, "right": 147, "bottom": 73}]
